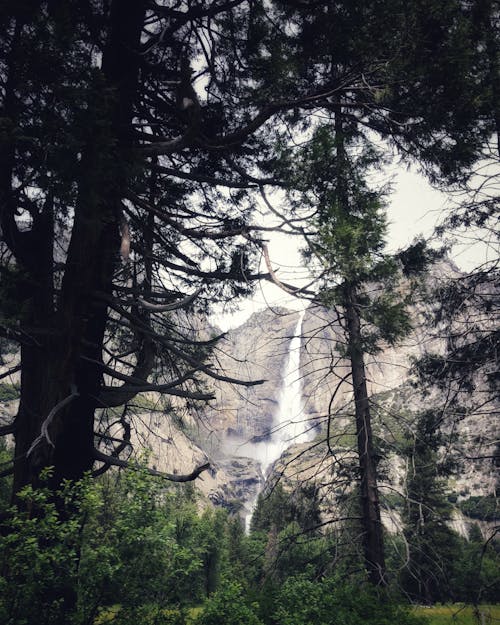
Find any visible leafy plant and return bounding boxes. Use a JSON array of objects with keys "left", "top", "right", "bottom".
[
  {"left": 0, "top": 471, "right": 99, "bottom": 625},
  {"left": 459, "top": 496, "right": 498, "bottom": 522},
  {"left": 194, "top": 581, "right": 263, "bottom": 625},
  {"left": 272, "top": 575, "right": 426, "bottom": 625}
]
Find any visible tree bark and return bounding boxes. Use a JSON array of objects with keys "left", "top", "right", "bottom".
[{"left": 344, "top": 284, "right": 386, "bottom": 586}]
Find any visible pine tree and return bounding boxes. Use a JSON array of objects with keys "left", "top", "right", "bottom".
[{"left": 400, "top": 410, "right": 459, "bottom": 603}]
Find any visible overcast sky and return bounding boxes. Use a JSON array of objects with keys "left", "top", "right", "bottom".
[{"left": 212, "top": 165, "right": 496, "bottom": 331}]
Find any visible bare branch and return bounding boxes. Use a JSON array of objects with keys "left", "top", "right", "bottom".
[
  {"left": 0, "top": 365, "right": 21, "bottom": 381},
  {"left": 0, "top": 423, "right": 15, "bottom": 436},
  {"left": 93, "top": 448, "right": 210, "bottom": 482},
  {"left": 26, "top": 388, "right": 80, "bottom": 457},
  {"left": 137, "top": 287, "right": 202, "bottom": 312}
]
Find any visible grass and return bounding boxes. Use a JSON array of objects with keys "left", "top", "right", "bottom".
[
  {"left": 187, "top": 606, "right": 203, "bottom": 623},
  {"left": 413, "top": 604, "right": 500, "bottom": 625},
  {"left": 93, "top": 602, "right": 500, "bottom": 625}
]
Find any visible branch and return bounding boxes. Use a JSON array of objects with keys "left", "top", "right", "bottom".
[
  {"left": 138, "top": 82, "right": 345, "bottom": 156},
  {"left": 0, "top": 365, "right": 21, "bottom": 381},
  {"left": 93, "top": 448, "right": 210, "bottom": 482},
  {"left": 136, "top": 131, "right": 192, "bottom": 156},
  {"left": 0, "top": 423, "right": 15, "bottom": 436},
  {"left": 99, "top": 384, "right": 214, "bottom": 408},
  {"left": 26, "top": 388, "right": 79, "bottom": 457},
  {"left": 94, "top": 291, "right": 265, "bottom": 387},
  {"left": 93, "top": 409, "right": 131, "bottom": 477},
  {"left": 137, "top": 287, "right": 202, "bottom": 312},
  {"left": 226, "top": 158, "right": 283, "bottom": 186},
  {"left": 261, "top": 243, "right": 297, "bottom": 295},
  {"left": 151, "top": 0, "right": 245, "bottom": 22},
  {"left": 153, "top": 164, "right": 257, "bottom": 189},
  {"left": 260, "top": 243, "right": 317, "bottom": 297},
  {"left": 0, "top": 466, "right": 14, "bottom": 478}
]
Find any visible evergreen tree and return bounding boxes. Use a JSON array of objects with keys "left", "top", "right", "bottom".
[
  {"left": 0, "top": 0, "right": 491, "bottom": 495},
  {"left": 252, "top": 0, "right": 492, "bottom": 587},
  {"left": 400, "top": 410, "right": 459, "bottom": 603},
  {"left": 281, "top": 113, "right": 423, "bottom": 585},
  {"left": 0, "top": 0, "right": 281, "bottom": 493}
]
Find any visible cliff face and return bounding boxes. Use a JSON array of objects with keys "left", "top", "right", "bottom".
[
  {"left": 190, "top": 295, "right": 497, "bottom": 534},
  {"left": 1, "top": 276, "right": 496, "bottom": 531},
  {"left": 203, "top": 307, "right": 299, "bottom": 439}
]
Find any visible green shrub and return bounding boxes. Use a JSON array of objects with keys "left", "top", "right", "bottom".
[
  {"left": 112, "top": 604, "right": 186, "bottom": 625},
  {"left": 272, "top": 576, "right": 427, "bottom": 625},
  {"left": 0, "top": 382, "right": 19, "bottom": 402},
  {"left": 194, "top": 582, "right": 263, "bottom": 625},
  {"left": 459, "top": 496, "right": 498, "bottom": 521},
  {"left": 0, "top": 471, "right": 99, "bottom": 625}
]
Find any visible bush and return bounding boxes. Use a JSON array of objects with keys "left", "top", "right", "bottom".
[
  {"left": 111, "top": 604, "right": 186, "bottom": 625},
  {"left": 459, "top": 496, "right": 498, "bottom": 522},
  {"left": 194, "top": 582, "right": 263, "bottom": 625},
  {"left": 0, "top": 382, "right": 19, "bottom": 402},
  {"left": 272, "top": 576, "right": 427, "bottom": 625},
  {"left": 0, "top": 472, "right": 99, "bottom": 625}
]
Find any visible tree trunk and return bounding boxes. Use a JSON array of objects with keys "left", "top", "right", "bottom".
[
  {"left": 344, "top": 284, "right": 386, "bottom": 586},
  {"left": 12, "top": 0, "right": 147, "bottom": 493}
]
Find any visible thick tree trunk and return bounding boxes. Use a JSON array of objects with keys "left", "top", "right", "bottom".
[
  {"left": 11, "top": 0, "right": 147, "bottom": 493},
  {"left": 50, "top": 0, "right": 146, "bottom": 488},
  {"left": 344, "top": 284, "right": 386, "bottom": 586},
  {"left": 482, "top": 0, "right": 500, "bottom": 158}
]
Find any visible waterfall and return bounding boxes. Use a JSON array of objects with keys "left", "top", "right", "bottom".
[{"left": 240, "top": 310, "right": 312, "bottom": 530}]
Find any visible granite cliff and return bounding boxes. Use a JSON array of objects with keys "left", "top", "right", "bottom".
[{"left": 0, "top": 278, "right": 497, "bottom": 533}]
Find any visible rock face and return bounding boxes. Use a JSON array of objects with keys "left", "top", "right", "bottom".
[
  {"left": 189, "top": 293, "right": 497, "bottom": 534},
  {"left": 300, "top": 304, "right": 433, "bottom": 423},
  {"left": 117, "top": 409, "right": 261, "bottom": 511},
  {"left": 1, "top": 271, "right": 497, "bottom": 533},
  {"left": 204, "top": 307, "right": 299, "bottom": 439}
]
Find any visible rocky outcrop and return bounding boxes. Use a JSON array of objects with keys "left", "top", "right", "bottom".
[
  {"left": 203, "top": 307, "right": 300, "bottom": 438},
  {"left": 192, "top": 294, "right": 497, "bottom": 531}
]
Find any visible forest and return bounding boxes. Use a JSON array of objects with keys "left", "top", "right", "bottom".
[{"left": 0, "top": 0, "right": 498, "bottom": 624}]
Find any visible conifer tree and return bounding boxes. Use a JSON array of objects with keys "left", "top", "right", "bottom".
[{"left": 283, "top": 113, "right": 418, "bottom": 585}]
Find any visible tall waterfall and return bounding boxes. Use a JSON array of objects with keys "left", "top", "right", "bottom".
[{"left": 240, "top": 310, "right": 312, "bottom": 530}]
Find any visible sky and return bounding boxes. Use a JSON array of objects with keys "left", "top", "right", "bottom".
[{"left": 212, "top": 164, "right": 496, "bottom": 332}]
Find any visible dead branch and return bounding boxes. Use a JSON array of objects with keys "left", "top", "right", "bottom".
[{"left": 93, "top": 448, "right": 210, "bottom": 482}]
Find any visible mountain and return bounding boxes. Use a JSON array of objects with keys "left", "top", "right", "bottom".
[
  {"left": 1, "top": 265, "right": 497, "bottom": 535},
  {"left": 186, "top": 277, "right": 498, "bottom": 535}
]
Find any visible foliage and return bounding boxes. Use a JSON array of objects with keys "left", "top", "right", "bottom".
[
  {"left": 0, "top": 463, "right": 497, "bottom": 624},
  {"left": 412, "top": 604, "right": 500, "bottom": 625},
  {"left": 272, "top": 575, "right": 426, "bottom": 625},
  {"left": 80, "top": 467, "right": 234, "bottom": 610},
  {"left": 251, "top": 482, "right": 321, "bottom": 534},
  {"left": 0, "top": 0, "right": 269, "bottom": 495},
  {"left": 193, "top": 581, "right": 263, "bottom": 625},
  {"left": 0, "top": 440, "right": 13, "bottom": 512},
  {"left": 249, "top": 482, "right": 335, "bottom": 588},
  {"left": 451, "top": 527, "right": 500, "bottom": 604},
  {"left": 0, "top": 470, "right": 98, "bottom": 625},
  {"left": 400, "top": 411, "right": 460, "bottom": 604},
  {"left": 0, "top": 0, "right": 496, "bottom": 618},
  {"left": 0, "top": 382, "right": 19, "bottom": 402},
  {"left": 459, "top": 496, "right": 498, "bottom": 522},
  {"left": 0, "top": 468, "right": 237, "bottom": 624},
  {"left": 110, "top": 604, "right": 187, "bottom": 625}
]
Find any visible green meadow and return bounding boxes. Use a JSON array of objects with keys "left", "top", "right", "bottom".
[{"left": 413, "top": 604, "right": 500, "bottom": 625}]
